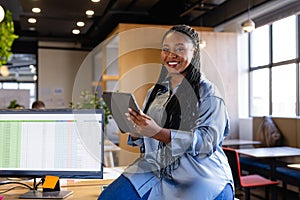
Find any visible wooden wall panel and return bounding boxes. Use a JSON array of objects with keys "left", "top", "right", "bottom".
[
  {"left": 200, "top": 31, "right": 239, "bottom": 139},
  {"left": 253, "top": 117, "right": 298, "bottom": 147}
]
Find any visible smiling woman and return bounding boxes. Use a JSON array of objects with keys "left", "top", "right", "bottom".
[{"left": 98, "top": 24, "right": 234, "bottom": 200}]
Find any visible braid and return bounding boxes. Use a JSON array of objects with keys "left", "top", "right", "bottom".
[
  {"left": 163, "top": 24, "right": 200, "bottom": 48},
  {"left": 143, "top": 66, "right": 168, "bottom": 114}
]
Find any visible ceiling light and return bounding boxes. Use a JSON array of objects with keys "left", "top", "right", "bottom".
[
  {"left": 0, "top": 66, "right": 10, "bottom": 77},
  {"left": 29, "top": 27, "right": 36, "bottom": 31},
  {"left": 199, "top": 39, "right": 206, "bottom": 49},
  {"left": 86, "top": 10, "right": 94, "bottom": 17},
  {"left": 242, "top": 0, "right": 255, "bottom": 33},
  {"left": 77, "top": 21, "right": 85, "bottom": 27},
  {"left": 29, "top": 65, "right": 36, "bottom": 73},
  {"left": 242, "top": 19, "right": 255, "bottom": 32},
  {"left": 31, "top": 68, "right": 36, "bottom": 73},
  {"left": 28, "top": 18, "right": 37, "bottom": 23},
  {"left": 91, "top": 0, "right": 101, "bottom": 2},
  {"left": 0, "top": 5, "right": 5, "bottom": 23},
  {"left": 32, "top": 7, "right": 41, "bottom": 13},
  {"left": 72, "top": 29, "right": 80, "bottom": 34}
]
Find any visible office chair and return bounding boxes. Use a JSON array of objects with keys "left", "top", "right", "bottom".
[{"left": 222, "top": 147, "right": 279, "bottom": 200}]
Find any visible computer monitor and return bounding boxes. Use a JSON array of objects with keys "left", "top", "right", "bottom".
[{"left": 0, "top": 109, "right": 104, "bottom": 198}]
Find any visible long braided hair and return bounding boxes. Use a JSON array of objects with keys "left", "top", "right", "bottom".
[{"left": 143, "top": 25, "right": 202, "bottom": 179}]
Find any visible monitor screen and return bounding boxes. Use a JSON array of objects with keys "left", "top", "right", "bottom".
[{"left": 0, "top": 109, "right": 103, "bottom": 179}]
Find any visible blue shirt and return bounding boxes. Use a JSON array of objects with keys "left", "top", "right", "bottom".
[{"left": 123, "top": 77, "right": 234, "bottom": 200}]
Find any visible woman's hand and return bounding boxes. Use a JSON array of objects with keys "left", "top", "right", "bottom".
[
  {"left": 127, "top": 109, "right": 171, "bottom": 143},
  {"left": 128, "top": 108, "right": 161, "bottom": 138}
]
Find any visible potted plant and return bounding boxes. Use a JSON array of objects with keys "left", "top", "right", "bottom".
[
  {"left": 0, "top": 10, "right": 18, "bottom": 66},
  {"left": 70, "top": 90, "right": 119, "bottom": 144},
  {"left": 69, "top": 90, "right": 111, "bottom": 125}
]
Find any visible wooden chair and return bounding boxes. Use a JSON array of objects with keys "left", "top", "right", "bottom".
[{"left": 222, "top": 147, "right": 279, "bottom": 200}]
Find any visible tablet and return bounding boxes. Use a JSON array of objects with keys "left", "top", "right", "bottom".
[{"left": 102, "top": 92, "right": 140, "bottom": 133}]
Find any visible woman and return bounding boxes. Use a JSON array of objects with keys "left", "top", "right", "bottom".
[{"left": 98, "top": 24, "right": 234, "bottom": 200}]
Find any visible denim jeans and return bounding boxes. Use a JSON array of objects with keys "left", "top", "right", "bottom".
[
  {"left": 98, "top": 174, "right": 233, "bottom": 200},
  {"left": 98, "top": 174, "right": 150, "bottom": 200},
  {"left": 214, "top": 183, "right": 234, "bottom": 200}
]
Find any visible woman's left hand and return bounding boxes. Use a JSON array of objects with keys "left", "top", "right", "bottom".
[{"left": 128, "top": 108, "right": 162, "bottom": 138}]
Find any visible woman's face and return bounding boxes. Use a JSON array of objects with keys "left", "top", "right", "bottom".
[{"left": 161, "top": 31, "right": 195, "bottom": 75}]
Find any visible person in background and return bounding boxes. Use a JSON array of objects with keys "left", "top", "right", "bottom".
[
  {"left": 31, "top": 100, "right": 46, "bottom": 110},
  {"left": 98, "top": 24, "right": 234, "bottom": 200}
]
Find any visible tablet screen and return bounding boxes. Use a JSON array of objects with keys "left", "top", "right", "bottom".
[{"left": 102, "top": 92, "right": 140, "bottom": 133}]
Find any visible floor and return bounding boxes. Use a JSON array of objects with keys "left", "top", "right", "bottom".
[{"left": 235, "top": 186, "right": 299, "bottom": 200}]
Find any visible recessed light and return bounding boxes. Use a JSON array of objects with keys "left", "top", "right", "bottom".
[
  {"left": 32, "top": 7, "right": 41, "bottom": 13},
  {"left": 28, "top": 18, "right": 37, "bottom": 23},
  {"left": 0, "top": 5, "right": 5, "bottom": 23},
  {"left": 86, "top": 10, "right": 94, "bottom": 16},
  {"left": 72, "top": 29, "right": 80, "bottom": 34},
  {"left": 29, "top": 27, "right": 36, "bottom": 31},
  {"left": 91, "top": 0, "right": 101, "bottom": 2},
  {"left": 77, "top": 21, "right": 85, "bottom": 27},
  {"left": 30, "top": 67, "right": 36, "bottom": 73}
]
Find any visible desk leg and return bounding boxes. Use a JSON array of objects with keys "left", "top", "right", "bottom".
[
  {"left": 104, "top": 151, "right": 115, "bottom": 167},
  {"left": 270, "top": 159, "right": 277, "bottom": 200}
]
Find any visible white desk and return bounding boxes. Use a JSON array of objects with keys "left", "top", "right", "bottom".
[
  {"left": 1, "top": 167, "right": 125, "bottom": 200},
  {"left": 222, "top": 139, "right": 261, "bottom": 147},
  {"left": 237, "top": 146, "right": 300, "bottom": 159},
  {"left": 287, "top": 163, "right": 300, "bottom": 170},
  {"left": 237, "top": 146, "right": 300, "bottom": 181},
  {"left": 237, "top": 146, "right": 300, "bottom": 200}
]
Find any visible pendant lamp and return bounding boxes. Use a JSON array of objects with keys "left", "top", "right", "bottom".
[{"left": 242, "top": 0, "right": 255, "bottom": 32}]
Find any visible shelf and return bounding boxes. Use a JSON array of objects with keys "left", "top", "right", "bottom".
[{"left": 102, "top": 74, "right": 119, "bottom": 81}]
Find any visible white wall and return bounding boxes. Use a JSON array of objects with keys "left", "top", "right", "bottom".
[
  {"left": 201, "top": 31, "right": 239, "bottom": 139},
  {"left": 38, "top": 46, "right": 89, "bottom": 108}
]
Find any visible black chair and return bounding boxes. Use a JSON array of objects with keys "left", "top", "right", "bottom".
[{"left": 223, "top": 147, "right": 279, "bottom": 200}]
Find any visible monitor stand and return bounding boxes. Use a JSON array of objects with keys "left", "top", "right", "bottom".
[
  {"left": 19, "top": 177, "right": 73, "bottom": 199},
  {"left": 19, "top": 190, "right": 73, "bottom": 199}
]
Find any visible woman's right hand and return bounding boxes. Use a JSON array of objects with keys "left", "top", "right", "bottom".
[{"left": 126, "top": 109, "right": 171, "bottom": 143}]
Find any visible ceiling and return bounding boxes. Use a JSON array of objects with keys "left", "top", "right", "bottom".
[{"left": 0, "top": 0, "right": 276, "bottom": 51}]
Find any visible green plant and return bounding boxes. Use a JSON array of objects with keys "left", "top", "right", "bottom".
[
  {"left": 0, "top": 10, "right": 18, "bottom": 66},
  {"left": 8, "top": 99, "right": 17, "bottom": 108},
  {"left": 7, "top": 99, "right": 24, "bottom": 109},
  {"left": 70, "top": 90, "right": 111, "bottom": 125}
]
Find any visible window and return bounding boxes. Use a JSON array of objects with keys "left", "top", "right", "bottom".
[
  {"left": 2, "top": 82, "right": 19, "bottom": 89},
  {"left": 250, "top": 68, "right": 269, "bottom": 116},
  {"left": 271, "top": 64, "right": 296, "bottom": 117},
  {"left": 251, "top": 25, "right": 270, "bottom": 67},
  {"left": 0, "top": 54, "right": 37, "bottom": 109},
  {"left": 249, "top": 15, "right": 299, "bottom": 117},
  {"left": 19, "top": 83, "right": 37, "bottom": 107},
  {"left": 272, "top": 16, "right": 297, "bottom": 63}
]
